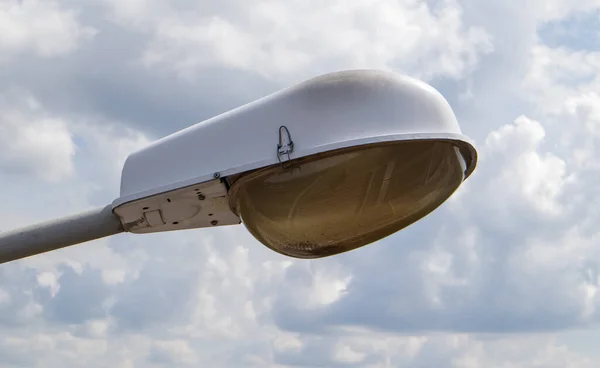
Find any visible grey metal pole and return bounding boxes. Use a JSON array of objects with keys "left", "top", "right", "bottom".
[{"left": 0, "top": 204, "right": 124, "bottom": 264}]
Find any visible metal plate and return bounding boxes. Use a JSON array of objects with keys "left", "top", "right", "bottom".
[{"left": 113, "top": 179, "right": 240, "bottom": 233}]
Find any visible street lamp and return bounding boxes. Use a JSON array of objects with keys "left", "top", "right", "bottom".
[{"left": 0, "top": 69, "right": 477, "bottom": 264}]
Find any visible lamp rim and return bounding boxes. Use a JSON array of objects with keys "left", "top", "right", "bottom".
[{"left": 113, "top": 133, "right": 476, "bottom": 209}]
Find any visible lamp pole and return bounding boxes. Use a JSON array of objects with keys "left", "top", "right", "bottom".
[{"left": 0, "top": 205, "right": 122, "bottom": 264}]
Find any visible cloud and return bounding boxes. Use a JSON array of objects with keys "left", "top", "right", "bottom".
[
  {"left": 0, "top": 0, "right": 96, "bottom": 61},
  {"left": 271, "top": 332, "right": 597, "bottom": 367},
  {"left": 105, "top": 0, "right": 493, "bottom": 83},
  {"left": 148, "top": 340, "right": 197, "bottom": 366},
  {"left": 0, "top": 92, "right": 76, "bottom": 182},
  {"left": 481, "top": 115, "right": 571, "bottom": 217}
]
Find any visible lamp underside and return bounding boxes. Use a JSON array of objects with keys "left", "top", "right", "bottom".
[{"left": 229, "top": 140, "right": 466, "bottom": 259}]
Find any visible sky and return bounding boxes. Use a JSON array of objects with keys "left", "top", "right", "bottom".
[{"left": 1, "top": 0, "right": 600, "bottom": 367}]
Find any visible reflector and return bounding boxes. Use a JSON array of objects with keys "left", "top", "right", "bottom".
[{"left": 229, "top": 140, "right": 466, "bottom": 258}]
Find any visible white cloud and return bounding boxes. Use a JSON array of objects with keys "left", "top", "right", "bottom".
[
  {"left": 105, "top": 0, "right": 492, "bottom": 82},
  {"left": 533, "top": 0, "right": 600, "bottom": 22},
  {"left": 0, "top": 93, "right": 76, "bottom": 182},
  {"left": 84, "top": 319, "right": 111, "bottom": 339},
  {"left": 37, "top": 272, "right": 60, "bottom": 297},
  {"left": 272, "top": 331, "right": 596, "bottom": 367},
  {"left": 0, "top": 0, "right": 96, "bottom": 60},
  {"left": 148, "top": 340, "right": 197, "bottom": 365},
  {"left": 523, "top": 45, "right": 600, "bottom": 115},
  {"left": 558, "top": 93, "right": 600, "bottom": 170},
  {"left": 332, "top": 342, "right": 366, "bottom": 364},
  {"left": 482, "top": 115, "right": 571, "bottom": 217}
]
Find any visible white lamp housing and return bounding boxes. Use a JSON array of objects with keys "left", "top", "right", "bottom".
[{"left": 112, "top": 69, "right": 477, "bottom": 258}]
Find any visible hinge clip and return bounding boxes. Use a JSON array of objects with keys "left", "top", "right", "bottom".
[{"left": 277, "top": 125, "right": 294, "bottom": 166}]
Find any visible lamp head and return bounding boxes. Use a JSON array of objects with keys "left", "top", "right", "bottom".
[{"left": 112, "top": 70, "right": 477, "bottom": 258}]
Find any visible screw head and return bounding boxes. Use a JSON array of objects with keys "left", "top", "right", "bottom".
[
  {"left": 211, "top": 220, "right": 218, "bottom": 226},
  {"left": 214, "top": 172, "right": 221, "bottom": 179}
]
